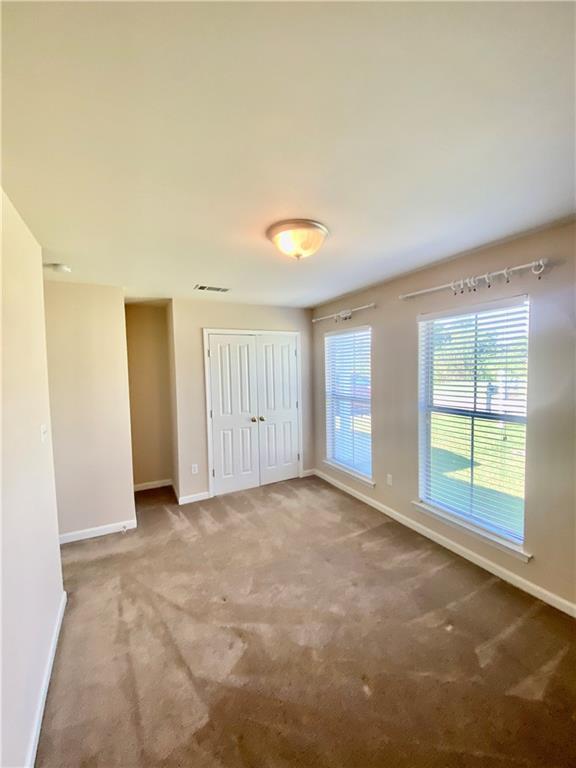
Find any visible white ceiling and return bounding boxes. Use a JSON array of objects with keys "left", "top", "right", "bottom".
[{"left": 3, "top": 2, "right": 574, "bottom": 307}]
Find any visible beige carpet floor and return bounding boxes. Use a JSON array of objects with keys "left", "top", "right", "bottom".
[{"left": 37, "top": 477, "right": 576, "bottom": 767}]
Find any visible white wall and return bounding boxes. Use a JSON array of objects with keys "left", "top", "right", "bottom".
[
  {"left": 170, "top": 299, "right": 313, "bottom": 501},
  {"left": 44, "top": 281, "right": 136, "bottom": 538},
  {"left": 1, "top": 192, "right": 66, "bottom": 767},
  {"left": 312, "top": 221, "right": 576, "bottom": 612}
]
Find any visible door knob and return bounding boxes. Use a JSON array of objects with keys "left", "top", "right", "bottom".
[
  {"left": 250, "top": 416, "right": 257, "bottom": 422},
  {"left": 259, "top": 416, "right": 265, "bottom": 421}
]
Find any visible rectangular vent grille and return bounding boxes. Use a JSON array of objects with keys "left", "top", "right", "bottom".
[{"left": 193, "top": 284, "right": 229, "bottom": 293}]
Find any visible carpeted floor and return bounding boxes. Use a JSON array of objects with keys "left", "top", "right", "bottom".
[{"left": 37, "top": 477, "right": 576, "bottom": 767}]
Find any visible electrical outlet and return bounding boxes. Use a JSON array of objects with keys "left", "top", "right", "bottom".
[
  {"left": 386, "top": 473, "right": 393, "bottom": 487},
  {"left": 191, "top": 464, "right": 199, "bottom": 475}
]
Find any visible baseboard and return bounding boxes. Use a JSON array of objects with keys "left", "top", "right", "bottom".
[
  {"left": 25, "top": 590, "right": 67, "bottom": 767},
  {"left": 299, "top": 469, "right": 316, "bottom": 478},
  {"left": 134, "top": 479, "right": 172, "bottom": 491},
  {"left": 59, "top": 518, "right": 137, "bottom": 545},
  {"left": 313, "top": 469, "right": 576, "bottom": 618},
  {"left": 178, "top": 490, "right": 212, "bottom": 505}
]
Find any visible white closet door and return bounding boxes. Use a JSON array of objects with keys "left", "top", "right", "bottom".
[
  {"left": 209, "top": 334, "right": 260, "bottom": 494},
  {"left": 256, "top": 334, "right": 300, "bottom": 485}
]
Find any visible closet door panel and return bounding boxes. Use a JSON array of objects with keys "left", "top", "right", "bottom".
[
  {"left": 257, "top": 335, "right": 299, "bottom": 485},
  {"left": 210, "top": 334, "right": 259, "bottom": 494}
]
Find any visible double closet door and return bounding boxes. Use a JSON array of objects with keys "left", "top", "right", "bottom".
[{"left": 208, "top": 332, "right": 300, "bottom": 495}]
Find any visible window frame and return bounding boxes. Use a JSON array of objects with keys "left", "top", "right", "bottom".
[
  {"left": 416, "top": 295, "right": 531, "bottom": 558},
  {"left": 324, "top": 325, "right": 374, "bottom": 485}
]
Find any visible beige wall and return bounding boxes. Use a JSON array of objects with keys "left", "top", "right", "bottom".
[
  {"left": 170, "top": 299, "right": 313, "bottom": 500},
  {"left": 1, "top": 193, "right": 65, "bottom": 767},
  {"left": 44, "top": 282, "right": 136, "bottom": 535},
  {"left": 125, "top": 303, "right": 173, "bottom": 487},
  {"left": 312, "top": 221, "right": 576, "bottom": 608},
  {"left": 167, "top": 303, "right": 181, "bottom": 496}
]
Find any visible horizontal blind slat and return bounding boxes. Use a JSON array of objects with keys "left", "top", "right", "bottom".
[
  {"left": 325, "top": 327, "right": 372, "bottom": 479},
  {"left": 419, "top": 298, "right": 529, "bottom": 544}
]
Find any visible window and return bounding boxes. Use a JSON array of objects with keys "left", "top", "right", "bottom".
[
  {"left": 418, "top": 297, "right": 529, "bottom": 544},
  {"left": 325, "top": 327, "right": 372, "bottom": 480}
]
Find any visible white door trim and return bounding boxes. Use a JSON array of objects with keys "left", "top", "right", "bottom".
[{"left": 203, "top": 328, "right": 303, "bottom": 497}]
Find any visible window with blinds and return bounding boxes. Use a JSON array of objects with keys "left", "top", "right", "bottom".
[
  {"left": 418, "top": 297, "right": 530, "bottom": 544},
  {"left": 325, "top": 327, "right": 372, "bottom": 479}
]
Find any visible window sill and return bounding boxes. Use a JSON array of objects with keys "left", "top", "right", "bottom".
[
  {"left": 411, "top": 500, "right": 532, "bottom": 562},
  {"left": 323, "top": 460, "right": 375, "bottom": 487}
]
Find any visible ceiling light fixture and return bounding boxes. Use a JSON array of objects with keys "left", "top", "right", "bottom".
[
  {"left": 266, "top": 219, "right": 329, "bottom": 260},
  {"left": 43, "top": 262, "right": 72, "bottom": 273}
]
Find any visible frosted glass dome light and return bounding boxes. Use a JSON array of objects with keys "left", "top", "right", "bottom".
[{"left": 266, "top": 219, "right": 329, "bottom": 260}]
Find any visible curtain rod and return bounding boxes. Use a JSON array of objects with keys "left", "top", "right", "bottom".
[
  {"left": 399, "top": 259, "right": 548, "bottom": 301},
  {"left": 312, "top": 302, "right": 376, "bottom": 324}
]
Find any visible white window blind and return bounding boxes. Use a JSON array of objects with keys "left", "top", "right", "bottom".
[
  {"left": 325, "top": 328, "right": 372, "bottom": 479},
  {"left": 418, "top": 297, "right": 529, "bottom": 544}
]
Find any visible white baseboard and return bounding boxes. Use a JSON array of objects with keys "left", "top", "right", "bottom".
[
  {"left": 59, "top": 518, "right": 137, "bottom": 545},
  {"left": 178, "top": 490, "right": 212, "bottom": 505},
  {"left": 299, "top": 469, "right": 316, "bottom": 478},
  {"left": 25, "top": 590, "right": 67, "bottom": 768},
  {"left": 313, "top": 469, "right": 576, "bottom": 618},
  {"left": 134, "top": 479, "right": 172, "bottom": 491}
]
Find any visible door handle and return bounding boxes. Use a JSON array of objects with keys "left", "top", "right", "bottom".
[
  {"left": 259, "top": 416, "right": 265, "bottom": 421},
  {"left": 250, "top": 416, "right": 257, "bottom": 422}
]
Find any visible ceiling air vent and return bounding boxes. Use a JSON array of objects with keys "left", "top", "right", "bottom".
[{"left": 193, "top": 284, "right": 229, "bottom": 293}]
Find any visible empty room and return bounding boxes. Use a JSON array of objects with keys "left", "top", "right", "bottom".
[{"left": 2, "top": 2, "right": 575, "bottom": 767}]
